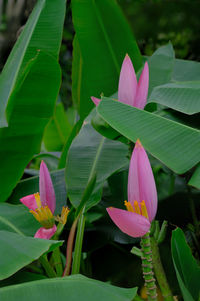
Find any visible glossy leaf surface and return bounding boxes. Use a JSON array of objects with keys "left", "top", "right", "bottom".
[
  {"left": 66, "top": 110, "right": 129, "bottom": 209},
  {"left": 0, "top": 231, "right": 63, "bottom": 280},
  {"left": 171, "top": 228, "right": 200, "bottom": 301},
  {"left": 97, "top": 98, "right": 200, "bottom": 174},
  {"left": 0, "top": 274, "right": 137, "bottom": 301},
  {"left": 72, "top": 0, "right": 142, "bottom": 119}
]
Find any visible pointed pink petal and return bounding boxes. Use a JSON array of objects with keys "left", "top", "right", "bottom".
[
  {"left": 128, "top": 140, "right": 157, "bottom": 222},
  {"left": 34, "top": 225, "right": 57, "bottom": 239},
  {"left": 118, "top": 54, "right": 137, "bottom": 106},
  {"left": 39, "top": 161, "right": 56, "bottom": 213},
  {"left": 107, "top": 207, "right": 150, "bottom": 237},
  {"left": 20, "top": 194, "right": 37, "bottom": 210},
  {"left": 134, "top": 62, "right": 149, "bottom": 109},
  {"left": 91, "top": 96, "right": 101, "bottom": 106}
]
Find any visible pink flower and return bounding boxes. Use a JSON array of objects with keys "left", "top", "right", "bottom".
[
  {"left": 20, "top": 161, "right": 57, "bottom": 239},
  {"left": 91, "top": 54, "right": 149, "bottom": 109},
  {"left": 107, "top": 140, "right": 157, "bottom": 237}
]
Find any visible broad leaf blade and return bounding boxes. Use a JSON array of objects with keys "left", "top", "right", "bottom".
[
  {"left": 172, "top": 228, "right": 200, "bottom": 301},
  {"left": 149, "top": 81, "right": 200, "bottom": 114},
  {"left": 148, "top": 43, "right": 175, "bottom": 95},
  {"left": 173, "top": 59, "right": 200, "bottom": 82},
  {"left": 66, "top": 110, "right": 129, "bottom": 209},
  {"left": 97, "top": 98, "right": 200, "bottom": 174},
  {"left": 72, "top": 0, "right": 142, "bottom": 119},
  {"left": 0, "top": 0, "right": 65, "bottom": 127},
  {"left": 0, "top": 203, "right": 38, "bottom": 236},
  {"left": 0, "top": 274, "right": 137, "bottom": 301},
  {"left": 0, "top": 52, "right": 61, "bottom": 202},
  {"left": 43, "top": 103, "right": 72, "bottom": 151},
  {"left": 188, "top": 163, "right": 200, "bottom": 189},
  {"left": 0, "top": 231, "right": 63, "bottom": 280}
]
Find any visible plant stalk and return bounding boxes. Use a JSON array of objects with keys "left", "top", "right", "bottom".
[
  {"left": 72, "top": 209, "right": 86, "bottom": 274},
  {"left": 39, "top": 254, "right": 57, "bottom": 278},
  {"left": 150, "top": 237, "right": 174, "bottom": 301},
  {"left": 62, "top": 216, "right": 79, "bottom": 276},
  {"left": 140, "top": 232, "right": 157, "bottom": 301}
]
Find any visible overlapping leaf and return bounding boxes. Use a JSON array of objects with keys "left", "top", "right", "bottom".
[
  {"left": 72, "top": 0, "right": 142, "bottom": 119},
  {"left": 97, "top": 98, "right": 200, "bottom": 174},
  {"left": 0, "top": 0, "right": 65, "bottom": 127},
  {"left": 66, "top": 110, "right": 129, "bottom": 209},
  {"left": 0, "top": 231, "right": 63, "bottom": 280},
  {"left": 0, "top": 274, "right": 137, "bottom": 301},
  {"left": 172, "top": 228, "right": 200, "bottom": 301}
]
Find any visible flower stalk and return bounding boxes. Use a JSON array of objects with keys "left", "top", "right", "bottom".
[
  {"left": 150, "top": 237, "right": 174, "bottom": 301},
  {"left": 72, "top": 209, "right": 86, "bottom": 274},
  {"left": 39, "top": 254, "right": 57, "bottom": 278},
  {"left": 63, "top": 216, "right": 79, "bottom": 276},
  {"left": 140, "top": 232, "right": 157, "bottom": 301}
]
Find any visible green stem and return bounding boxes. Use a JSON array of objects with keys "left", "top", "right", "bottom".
[
  {"left": 62, "top": 217, "right": 79, "bottom": 276},
  {"left": 72, "top": 209, "right": 86, "bottom": 274},
  {"left": 52, "top": 246, "right": 63, "bottom": 276},
  {"left": 140, "top": 232, "right": 157, "bottom": 301},
  {"left": 150, "top": 237, "right": 174, "bottom": 301},
  {"left": 39, "top": 254, "right": 57, "bottom": 278}
]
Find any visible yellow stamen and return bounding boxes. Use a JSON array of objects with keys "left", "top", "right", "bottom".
[
  {"left": 124, "top": 200, "right": 135, "bottom": 213},
  {"left": 134, "top": 201, "right": 141, "bottom": 215},
  {"left": 54, "top": 207, "right": 70, "bottom": 225},
  {"left": 124, "top": 199, "right": 149, "bottom": 220},
  {"left": 34, "top": 193, "right": 41, "bottom": 208},
  {"left": 30, "top": 206, "right": 54, "bottom": 229},
  {"left": 141, "top": 200, "right": 149, "bottom": 219}
]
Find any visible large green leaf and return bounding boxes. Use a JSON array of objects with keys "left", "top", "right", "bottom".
[
  {"left": 149, "top": 81, "right": 200, "bottom": 114},
  {"left": 0, "top": 274, "right": 137, "bottom": 301},
  {"left": 72, "top": 0, "right": 142, "bottom": 119},
  {"left": 43, "top": 103, "right": 73, "bottom": 151},
  {"left": 0, "top": 231, "right": 63, "bottom": 280},
  {"left": 0, "top": 0, "right": 65, "bottom": 127},
  {"left": 0, "top": 0, "right": 65, "bottom": 202},
  {"left": 8, "top": 169, "right": 66, "bottom": 215},
  {"left": 171, "top": 228, "right": 200, "bottom": 301},
  {"left": 0, "top": 203, "right": 38, "bottom": 236},
  {"left": 97, "top": 98, "right": 200, "bottom": 174},
  {"left": 173, "top": 58, "right": 200, "bottom": 82},
  {"left": 0, "top": 52, "right": 61, "bottom": 203},
  {"left": 188, "top": 163, "right": 200, "bottom": 190},
  {"left": 148, "top": 43, "right": 175, "bottom": 95},
  {"left": 66, "top": 110, "right": 129, "bottom": 209}
]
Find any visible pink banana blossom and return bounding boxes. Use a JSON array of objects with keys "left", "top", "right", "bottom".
[
  {"left": 91, "top": 54, "right": 149, "bottom": 109},
  {"left": 107, "top": 140, "right": 157, "bottom": 237},
  {"left": 20, "top": 161, "right": 57, "bottom": 239}
]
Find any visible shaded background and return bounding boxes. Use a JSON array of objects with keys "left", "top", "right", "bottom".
[{"left": 1, "top": 0, "right": 200, "bottom": 107}]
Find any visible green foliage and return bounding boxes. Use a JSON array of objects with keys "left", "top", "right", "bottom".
[
  {"left": 43, "top": 103, "right": 73, "bottom": 151},
  {"left": 0, "top": 203, "right": 38, "bottom": 236},
  {"left": 66, "top": 110, "right": 129, "bottom": 209},
  {"left": 150, "top": 82, "right": 200, "bottom": 115},
  {"left": 97, "top": 98, "right": 200, "bottom": 174},
  {"left": 172, "top": 228, "right": 200, "bottom": 301},
  {"left": 0, "top": 0, "right": 65, "bottom": 127},
  {"left": 71, "top": 0, "right": 142, "bottom": 119},
  {"left": 189, "top": 164, "right": 200, "bottom": 190},
  {"left": 0, "top": 275, "right": 137, "bottom": 301},
  {"left": 0, "top": 0, "right": 66, "bottom": 202},
  {"left": 0, "top": 231, "right": 63, "bottom": 280}
]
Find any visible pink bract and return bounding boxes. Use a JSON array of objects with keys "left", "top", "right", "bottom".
[
  {"left": 107, "top": 140, "right": 157, "bottom": 238},
  {"left": 91, "top": 55, "right": 149, "bottom": 109}
]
